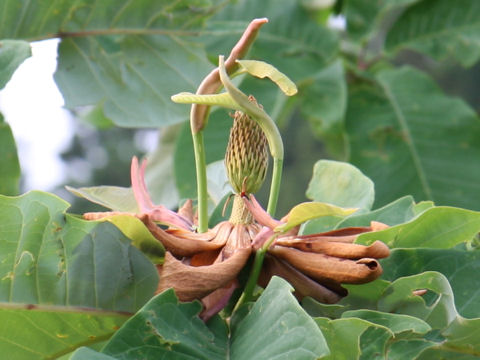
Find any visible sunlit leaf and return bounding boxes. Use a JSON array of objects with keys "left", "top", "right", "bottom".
[
  {"left": 66, "top": 185, "right": 138, "bottom": 212},
  {"left": 306, "top": 160, "right": 375, "bottom": 210},
  {"left": 275, "top": 202, "right": 357, "bottom": 233},
  {"left": 236, "top": 59, "right": 297, "bottom": 96},
  {"left": 357, "top": 207, "right": 480, "bottom": 248}
]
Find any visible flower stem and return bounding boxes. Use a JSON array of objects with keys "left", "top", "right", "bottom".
[
  {"left": 192, "top": 131, "right": 208, "bottom": 233},
  {"left": 234, "top": 234, "right": 277, "bottom": 311},
  {"left": 267, "top": 158, "right": 283, "bottom": 217}
]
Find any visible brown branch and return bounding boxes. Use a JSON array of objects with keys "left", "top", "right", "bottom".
[{"left": 190, "top": 18, "right": 268, "bottom": 133}]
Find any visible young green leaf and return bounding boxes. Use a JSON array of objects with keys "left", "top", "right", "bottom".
[
  {"left": 236, "top": 59, "right": 297, "bottom": 96},
  {"left": 275, "top": 202, "right": 357, "bottom": 233}
]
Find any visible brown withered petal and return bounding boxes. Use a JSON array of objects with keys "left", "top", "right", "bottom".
[
  {"left": 221, "top": 223, "right": 260, "bottom": 260},
  {"left": 200, "top": 280, "right": 239, "bottom": 321},
  {"left": 275, "top": 238, "right": 390, "bottom": 259},
  {"left": 259, "top": 255, "right": 345, "bottom": 303},
  {"left": 269, "top": 245, "right": 383, "bottom": 285},
  {"left": 142, "top": 216, "right": 231, "bottom": 257},
  {"left": 157, "top": 248, "right": 251, "bottom": 301}
]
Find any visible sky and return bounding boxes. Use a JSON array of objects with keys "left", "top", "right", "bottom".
[{"left": 0, "top": 39, "right": 73, "bottom": 191}]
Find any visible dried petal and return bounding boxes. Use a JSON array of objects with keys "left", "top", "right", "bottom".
[
  {"left": 259, "top": 255, "right": 345, "bottom": 303},
  {"left": 157, "top": 249, "right": 251, "bottom": 301},
  {"left": 200, "top": 280, "right": 239, "bottom": 321},
  {"left": 269, "top": 245, "right": 383, "bottom": 284},
  {"left": 275, "top": 238, "right": 390, "bottom": 259},
  {"left": 142, "top": 216, "right": 231, "bottom": 257}
]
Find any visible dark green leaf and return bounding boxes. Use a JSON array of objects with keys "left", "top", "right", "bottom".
[
  {"left": 386, "top": 0, "right": 480, "bottom": 67},
  {"left": 0, "top": 191, "right": 158, "bottom": 311},
  {"left": 80, "top": 276, "right": 329, "bottom": 359},
  {"left": 0, "top": 304, "right": 128, "bottom": 360},
  {"left": 0, "top": 114, "right": 20, "bottom": 195},
  {"left": 347, "top": 67, "right": 480, "bottom": 209}
]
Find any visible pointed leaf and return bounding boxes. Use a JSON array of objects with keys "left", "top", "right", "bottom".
[
  {"left": 275, "top": 202, "right": 357, "bottom": 232},
  {"left": 236, "top": 59, "right": 297, "bottom": 96},
  {"left": 306, "top": 160, "right": 375, "bottom": 210}
]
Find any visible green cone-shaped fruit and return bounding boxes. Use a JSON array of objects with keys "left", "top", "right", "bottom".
[{"left": 225, "top": 96, "right": 268, "bottom": 195}]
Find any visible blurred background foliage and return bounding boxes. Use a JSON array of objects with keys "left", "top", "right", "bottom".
[{"left": 1, "top": 0, "right": 479, "bottom": 217}]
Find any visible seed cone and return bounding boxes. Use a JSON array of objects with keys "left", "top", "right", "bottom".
[{"left": 225, "top": 96, "right": 268, "bottom": 194}]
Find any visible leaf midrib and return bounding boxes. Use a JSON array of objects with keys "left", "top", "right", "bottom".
[{"left": 378, "top": 78, "right": 434, "bottom": 201}]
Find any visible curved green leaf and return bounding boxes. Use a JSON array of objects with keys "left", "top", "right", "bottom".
[
  {"left": 0, "top": 114, "right": 20, "bottom": 195},
  {"left": 0, "top": 39, "right": 31, "bottom": 89},
  {"left": 381, "top": 248, "right": 480, "bottom": 319},
  {"left": 275, "top": 202, "right": 356, "bottom": 233},
  {"left": 306, "top": 160, "right": 375, "bottom": 210},
  {"left": 357, "top": 206, "right": 480, "bottom": 248},
  {"left": 0, "top": 304, "right": 128, "bottom": 360},
  {"left": 236, "top": 59, "right": 297, "bottom": 96},
  {"left": 171, "top": 92, "right": 238, "bottom": 109},
  {"left": 347, "top": 67, "right": 480, "bottom": 210},
  {"left": 66, "top": 185, "right": 138, "bottom": 212}
]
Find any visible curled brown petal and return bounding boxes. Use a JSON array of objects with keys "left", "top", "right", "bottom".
[
  {"left": 142, "top": 216, "right": 230, "bottom": 257},
  {"left": 269, "top": 245, "right": 383, "bottom": 285},
  {"left": 275, "top": 238, "right": 390, "bottom": 259},
  {"left": 296, "top": 227, "right": 374, "bottom": 244},
  {"left": 259, "top": 255, "right": 345, "bottom": 303},
  {"left": 157, "top": 249, "right": 251, "bottom": 301},
  {"left": 243, "top": 194, "right": 281, "bottom": 229},
  {"left": 221, "top": 224, "right": 253, "bottom": 260},
  {"left": 200, "top": 280, "right": 239, "bottom": 321}
]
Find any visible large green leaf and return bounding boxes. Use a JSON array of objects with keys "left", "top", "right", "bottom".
[
  {"left": 386, "top": 0, "right": 480, "bottom": 67},
  {"left": 356, "top": 206, "right": 480, "bottom": 248},
  {"left": 347, "top": 66, "right": 480, "bottom": 210},
  {"left": 306, "top": 160, "right": 375, "bottom": 210},
  {"left": 0, "top": 39, "right": 31, "bottom": 89},
  {"left": 0, "top": 114, "right": 20, "bottom": 195},
  {"left": 0, "top": 303, "right": 129, "bottom": 360},
  {"left": 0, "top": 0, "right": 223, "bottom": 128},
  {"left": 381, "top": 248, "right": 480, "bottom": 319},
  {"left": 0, "top": 191, "right": 158, "bottom": 311},
  {"left": 71, "top": 277, "right": 329, "bottom": 359},
  {"left": 73, "top": 278, "right": 329, "bottom": 360}
]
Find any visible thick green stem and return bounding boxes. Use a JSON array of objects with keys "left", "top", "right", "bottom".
[
  {"left": 267, "top": 158, "right": 283, "bottom": 217},
  {"left": 192, "top": 131, "right": 208, "bottom": 233}
]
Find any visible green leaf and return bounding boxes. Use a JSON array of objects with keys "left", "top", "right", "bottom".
[
  {"left": 381, "top": 248, "right": 480, "bottom": 318},
  {"left": 229, "top": 277, "right": 329, "bottom": 359},
  {"left": 342, "top": 309, "right": 431, "bottom": 336},
  {"left": 0, "top": 39, "right": 31, "bottom": 89},
  {"left": 357, "top": 206, "right": 480, "bottom": 248},
  {"left": 77, "top": 276, "right": 329, "bottom": 359},
  {"left": 66, "top": 185, "right": 139, "bottom": 212},
  {"left": 336, "top": 195, "right": 416, "bottom": 228},
  {"left": 102, "top": 215, "right": 165, "bottom": 264},
  {"left": 275, "top": 201, "right": 357, "bottom": 233},
  {"left": 0, "top": 304, "right": 128, "bottom": 360},
  {"left": 347, "top": 67, "right": 480, "bottom": 210},
  {"left": 314, "top": 317, "right": 392, "bottom": 360},
  {"left": 386, "top": 0, "right": 480, "bottom": 67},
  {"left": 70, "top": 347, "right": 117, "bottom": 360},
  {"left": 306, "top": 160, "right": 375, "bottom": 210},
  {"left": 0, "top": 191, "right": 158, "bottom": 311},
  {"left": 236, "top": 59, "right": 298, "bottom": 96},
  {"left": 0, "top": 114, "right": 20, "bottom": 195}
]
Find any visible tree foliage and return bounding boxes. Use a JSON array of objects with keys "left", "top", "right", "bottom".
[{"left": 1, "top": 0, "right": 480, "bottom": 359}]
